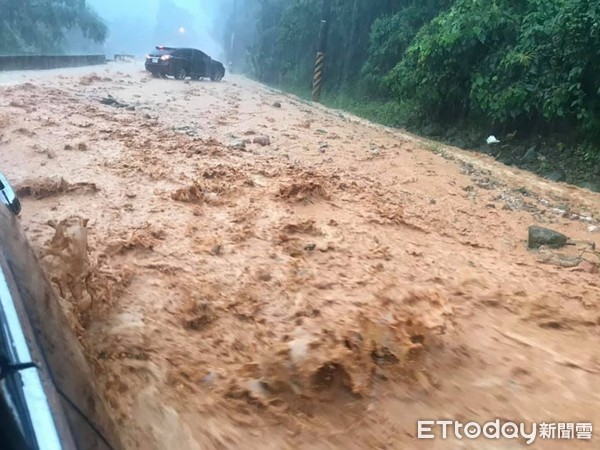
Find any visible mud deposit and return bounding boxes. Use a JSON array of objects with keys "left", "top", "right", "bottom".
[{"left": 2, "top": 64, "right": 600, "bottom": 449}]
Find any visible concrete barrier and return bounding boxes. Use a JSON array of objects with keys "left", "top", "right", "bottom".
[
  {"left": 114, "top": 54, "right": 135, "bottom": 62},
  {"left": 0, "top": 55, "right": 106, "bottom": 71}
]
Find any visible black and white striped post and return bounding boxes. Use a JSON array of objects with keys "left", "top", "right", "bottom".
[{"left": 312, "top": 0, "right": 332, "bottom": 102}]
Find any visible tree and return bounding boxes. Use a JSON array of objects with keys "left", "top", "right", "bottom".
[
  {"left": 0, "top": 0, "right": 107, "bottom": 55},
  {"left": 228, "top": 0, "right": 600, "bottom": 158}
]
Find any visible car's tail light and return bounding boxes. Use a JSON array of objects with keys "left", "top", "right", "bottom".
[{"left": 161, "top": 55, "right": 171, "bottom": 61}]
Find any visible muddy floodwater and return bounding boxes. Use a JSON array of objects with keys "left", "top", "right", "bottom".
[{"left": 1, "top": 62, "right": 600, "bottom": 449}]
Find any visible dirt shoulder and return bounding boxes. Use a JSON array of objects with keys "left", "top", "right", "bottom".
[{"left": 1, "top": 62, "right": 599, "bottom": 449}]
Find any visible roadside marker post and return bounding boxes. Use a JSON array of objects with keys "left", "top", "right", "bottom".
[{"left": 311, "top": 0, "right": 332, "bottom": 102}]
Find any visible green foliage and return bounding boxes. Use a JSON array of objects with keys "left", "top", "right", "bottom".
[
  {"left": 240, "top": 0, "right": 412, "bottom": 89},
  {"left": 387, "top": 0, "right": 600, "bottom": 146},
  {"left": 484, "top": 0, "right": 600, "bottom": 141},
  {"left": 363, "top": 0, "right": 454, "bottom": 94},
  {"left": 0, "top": 0, "right": 107, "bottom": 55},
  {"left": 387, "top": 0, "right": 520, "bottom": 121},
  {"left": 231, "top": 0, "right": 600, "bottom": 167},
  {"left": 320, "top": 91, "right": 420, "bottom": 129}
]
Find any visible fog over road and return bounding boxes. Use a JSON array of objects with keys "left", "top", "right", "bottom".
[{"left": 1, "top": 62, "right": 599, "bottom": 449}]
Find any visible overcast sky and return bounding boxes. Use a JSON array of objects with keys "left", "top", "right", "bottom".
[{"left": 87, "top": 0, "right": 230, "bottom": 58}]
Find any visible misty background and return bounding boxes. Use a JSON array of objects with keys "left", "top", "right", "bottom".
[
  {"left": 83, "top": 0, "right": 230, "bottom": 59},
  {"left": 0, "top": 0, "right": 255, "bottom": 71}
]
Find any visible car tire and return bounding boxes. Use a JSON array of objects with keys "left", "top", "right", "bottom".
[
  {"left": 175, "top": 67, "right": 187, "bottom": 80},
  {"left": 152, "top": 72, "right": 160, "bottom": 78},
  {"left": 210, "top": 68, "right": 224, "bottom": 82},
  {"left": 11, "top": 197, "right": 21, "bottom": 216}
]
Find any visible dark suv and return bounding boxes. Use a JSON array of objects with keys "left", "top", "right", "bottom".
[{"left": 145, "top": 46, "right": 226, "bottom": 81}]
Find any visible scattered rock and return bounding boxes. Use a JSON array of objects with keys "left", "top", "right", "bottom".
[
  {"left": 528, "top": 226, "right": 568, "bottom": 249},
  {"left": 588, "top": 225, "right": 599, "bottom": 233},
  {"left": 253, "top": 135, "right": 270, "bottom": 146},
  {"left": 272, "top": 101, "right": 281, "bottom": 108},
  {"left": 546, "top": 170, "right": 566, "bottom": 182},
  {"left": 304, "top": 243, "right": 316, "bottom": 251},
  {"left": 77, "top": 142, "right": 88, "bottom": 151},
  {"left": 521, "top": 146, "right": 538, "bottom": 163},
  {"left": 100, "top": 97, "right": 118, "bottom": 106},
  {"left": 174, "top": 125, "right": 198, "bottom": 137},
  {"left": 79, "top": 74, "right": 102, "bottom": 86},
  {"left": 209, "top": 244, "right": 222, "bottom": 256},
  {"left": 64, "top": 144, "right": 73, "bottom": 150},
  {"left": 227, "top": 139, "right": 246, "bottom": 150},
  {"left": 46, "top": 149, "right": 56, "bottom": 159},
  {"left": 317, "top": 242, "right": 332, "bottom": 252},
  {"left": 257, "top": 270, "right": 272, "bottom": 282},
  {"left": 14, "top": 127, "right": 36, "bottom": 137},
  {"left": 568, "top": 212, "right": 594, "bottom": 223},
  {"left": 100, "top": 95, "right": 129, "bottom": 108},
  {"left": 577, "top": 261, "right": 599, "bottom": 274}
]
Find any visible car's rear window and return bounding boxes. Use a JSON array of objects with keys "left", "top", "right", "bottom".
[{"left": 148, "top": 49, "right": 173, "bottom": 57}]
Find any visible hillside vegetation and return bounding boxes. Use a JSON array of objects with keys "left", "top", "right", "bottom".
[
  {"left": 229, "top": 0, "right": 600, "bottom": 189},
  {"left": 0, "top": 0, "right": 107, "bottom": 55}
]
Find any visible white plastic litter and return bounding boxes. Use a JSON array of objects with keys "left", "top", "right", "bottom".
[{"left": 486, "top": 135, "right": 500, "bottom": 144}]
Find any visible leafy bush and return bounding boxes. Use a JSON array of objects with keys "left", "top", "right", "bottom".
[
  {"left": 363, "top": 0, "right": 454, "bottom": 95},
  {"left": 234, "top": 0, "right": 600, "bottom": 167},
  {"left": 387, "top": 0, "right": 600, "bottom": 146},
  {"left": 0, "top": 0, "right": 107, "bottom": 54}
]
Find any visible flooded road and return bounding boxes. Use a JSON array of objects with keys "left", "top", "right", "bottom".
[{"left": 1, "top": 61, "right": 599, "bottom": 449}]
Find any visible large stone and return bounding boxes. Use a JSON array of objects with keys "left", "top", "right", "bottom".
[
  {"left": 521, "top": 146, "right": 538, "bottom": 163},
  {"left": 227, "top": 139, "right": 246, "bottom": 150},
  {"left": 546, "top": 170, "right": 566, "bottom": 182},
  {"left": 253, "top": 135, "right": 271, "bottom": 146},
  {"left": 528, "top": 226, "right": 568, "bottom": 249}
]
